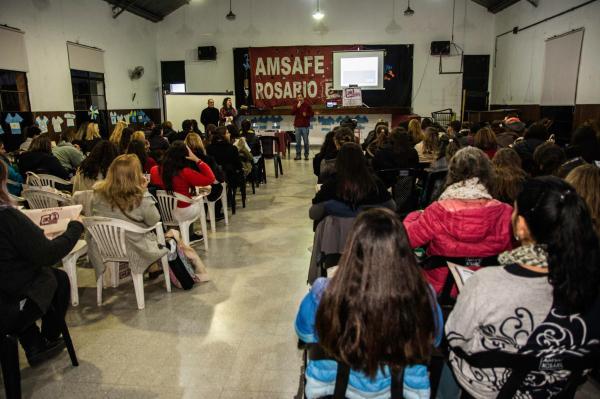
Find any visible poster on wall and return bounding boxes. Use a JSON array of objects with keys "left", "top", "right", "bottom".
[
  {"left": 237, "top": 44, "right": 413, "bottom": 110},
  {"left": 249, "top": 45, "right": 355, "bottom": 109},
  {"left": 342, "top": 87, "right": 363, "bottom": 107}
]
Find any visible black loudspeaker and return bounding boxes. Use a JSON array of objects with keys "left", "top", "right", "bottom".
[
  {"left": 197, "top": 46, "right": 217, "bottom": 60},
  {"left": 430, "top": 41, "right": 451, "bottom": 56}
]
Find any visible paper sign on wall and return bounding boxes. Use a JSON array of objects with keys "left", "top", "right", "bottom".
[{"left": 342, "top": 87, "right": 362, "bottom": 107}]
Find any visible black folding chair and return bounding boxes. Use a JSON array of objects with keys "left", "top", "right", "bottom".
[
  {"left": 1, "top": 305, "right": 78, "bottom": 399},
  {"left": 419, "top": 169, "right": 448, "bottom": 208},
  {"left": 259, "top": 136, "right": 283, "bottom": 178},
  {"left": 451, "top": 347, "right": 599, "bottom": 399},
  {"left": 376, "top": 168, "right": 425, "bottom": 215}
]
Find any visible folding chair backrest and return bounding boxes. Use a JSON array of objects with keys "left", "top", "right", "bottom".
[
  {"left": 155, "top": 190, "right": 178, "bottom": 226},
  {"left": 22, "top": 187, "right": 72, "bottom": 209},
  {"left": 82, "top": 217, "right": 129, "bottom": 262},
  {"left": 25, "top": 171, "right": 44, "bottom": 187},
  {"left": 259, "top": 136, "right": 277, "bottom": 158},
  {"left": 26, "top": 172, "right": 70, "bottom": 188},
  {"left": 421, "top": 169, "right": 448, "bottom": 208}
]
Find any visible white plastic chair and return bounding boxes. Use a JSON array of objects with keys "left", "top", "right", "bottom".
[
  {"left": 203, "top": 182, "right": 229, "bottom": 233},
  {"left": 61, "top": 240, "right": 88, "bottom": 306},
  {"left": 155, "top": 190, "right": 208, "bottom": 251},
  {"left": 82, "top": 217, "right": 171, "bottom": 310},
  {"left": 25, "top": 171, "right": 72, "bottom": 188},
  {"left": 22, "top": 187, "right": 73, "bottom": 209}
]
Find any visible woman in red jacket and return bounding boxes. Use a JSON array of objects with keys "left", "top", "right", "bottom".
[
  {"left": 404, "top": 146, "right": 513, "bottom": 295},
  {"left": 150, "top": 141, "right": 215, "bottom": 234}
]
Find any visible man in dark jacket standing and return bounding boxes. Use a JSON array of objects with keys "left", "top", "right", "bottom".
[
  {"left": 200, "top": 99, "right": 220, "bottom": 131},
  {"left": 292, "top": 94, "right": 314, "bottom": 160}
]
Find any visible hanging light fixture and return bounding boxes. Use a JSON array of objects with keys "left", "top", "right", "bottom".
[
  {"left": 312, "top": 0, "right": 325, "bottom": 20},
  {"left": 226, "top": 0, "right": 236, "bottom": 20},
  {"left": 404, "top": 0, "right": 414, "bottom": 16}
]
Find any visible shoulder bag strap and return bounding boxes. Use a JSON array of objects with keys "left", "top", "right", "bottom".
[
  {"left": 390, "top": 367, "right": 405, "bottom": 399},
  {"left": 333, "top": 362, "right": 350, "bottom": 399}
]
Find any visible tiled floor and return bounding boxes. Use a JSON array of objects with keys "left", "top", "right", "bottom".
[
  {"left": 10, "top": 155, "right": 315, "bottom": 398},
  {"left": 5, "top": 154, "right": 600, "bottom": 398}
]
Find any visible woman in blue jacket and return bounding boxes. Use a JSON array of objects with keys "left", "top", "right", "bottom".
[{"left": 296, "top": 208, "right": 443, "bottom": 399}]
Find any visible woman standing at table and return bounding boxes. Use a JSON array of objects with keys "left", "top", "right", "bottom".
[{"left": 219, "top": 97, "right": 237, "bottom": 126}]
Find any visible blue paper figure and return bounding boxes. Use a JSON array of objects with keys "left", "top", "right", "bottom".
[{"left": 5, "top": 113, "right": 24, "bottom": 135}]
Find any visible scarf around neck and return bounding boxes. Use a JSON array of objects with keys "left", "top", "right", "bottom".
[
  {"left": 498, "top": 244, "right": 549, "bottom": 268},
  {"left": 438, "top": 177, "right": 492, "bottom": 201}
]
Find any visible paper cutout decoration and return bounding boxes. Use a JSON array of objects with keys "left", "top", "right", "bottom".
[
  {"left": 64, "top": 113, "right": 76, "bottom": 127},
  {"left": 35, "top": 115, "right": 49, "bottom": 133},
  {"left": 5, "top": 113, "right": 24, "bottom": 135},
  {"left": 0, "top": 124, "right": 4, "bottom": 135},
  {"left": 110, "top": 111, "right": 117, "bottom": 124},
  {"left": 88, "top": 105, "right": 99, "bottom": 120},
  {"left": 52, "top": 116, "right": 64, "bottom": 133}
]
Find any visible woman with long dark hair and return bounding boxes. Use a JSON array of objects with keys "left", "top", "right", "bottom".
[
  {"left": 219, "top": 97, "right": 237, "bottom": 126},
  {"left": 317, "top": 127, "right": 355, "bottom": 184},
  {"left": 17, "top": 135, "right": 70, "bottom": 180},
  {"left": 372, "top": 127, "right": 419, "bottom": 187},
  {"left": 313, "top": 130, "right": 336, "bottom": 177},
  {"left": 446, "top": 176, "right": 600, "bottom": 398},
  {"left": 149, "top": 141, "right": 215, "bottom": 234},
  {"left": 127, "top": 139, "right": 157, "bottom": 174},
  {"left": 310, "top": 143, "right": 394, "bottom": 223},
  {"left": 297, "top": 208, "right": 442, "bottom": 398},
  {"left": 118, "top": 127, "right": 134, "bottom": 154},
  {"left": 72, "top": 140, "right": 118, "bottom": 192}
]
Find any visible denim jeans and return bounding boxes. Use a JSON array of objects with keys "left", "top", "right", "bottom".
[{"left": 295, "top": 127, "right": 310, "bottom": 157}]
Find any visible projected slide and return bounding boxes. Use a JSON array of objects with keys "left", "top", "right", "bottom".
[{"left": 340, "top": 57, "right": 379, "bottom": 87}]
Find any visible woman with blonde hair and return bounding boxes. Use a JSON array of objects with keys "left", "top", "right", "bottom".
[
  {"left": 88, "top": 154, "right": 167, "bottom": 279},
  {"left": 408, "top": 118, "right": 424, "bottom": 145},
  {"left": 79, "top": 122, "right": 101, "bottom": 153},
  {"left": 415, "top": 127, "right": 440, "bottom": 164},
  {"left": 109, "top": 121, "right": 127, "bottom": 147},
  {"left": 566, "top": 164, "right": 600, "bottom": 235}
]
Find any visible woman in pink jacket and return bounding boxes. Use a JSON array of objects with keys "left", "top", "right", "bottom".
[{"left": 404, "top": 147, "right": 513, "bottom": 295}]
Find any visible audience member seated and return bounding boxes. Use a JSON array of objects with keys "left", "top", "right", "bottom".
[
  {"left": 190, "top": 119, "right": 202, "bottom": 136},
  {"left": 296, "top": 208, "right": 442, "bottom": 399},
  {"left": 429, "top": 134, "right": 461, "bottom": 171},
  {"left": 532, "top": 141, "right": 566, "bottom": 177},
  {"left": 513, "top": 122, "right": 549, "bottom": 174},
  {"left": 364, "top": 124, "right": 389, "bottom": 159},
  {"left": 18, "top": 135, "right": 70, "bottom": 180},
  {"left": 404, "top": 147, "right": 513, "bottom": 295},
  {"left": 109, "top": 121, "right": 127, "bottom": 148},
  {"left": 240, "top": 119, "right": 260, "bottom": 156},
  {"left": 161, "top": 121, "right": 176, "bottom": 141},
  {"left": 75, "top": 122, "right": 101, "bottom": 154},
  {"left": 127, "top": 139, "right": 157, "bottom": 174},
  {"left": 310, "top": 143, "right": 395, "bottom": 224},
  {"left": 313, "top": 130, "right": 336, "bottom": 178},
  {"left": 473, "top": 126, "right": 498, "bottom": 159},
  {"left": 118, "top": 127, "right": 134, "bottom": 154},
  {"left": 20, "top": 126, "right": 41, "bottom": 152},
  {"left": 131, "top": 130, "right": 147, "bottom": 144},
  {"left": 227, "top": 124, "right": 253, "bottom": 178},
  {"left": 566, "top": 164, "right": 600, "bottom": 235},
  {"left": 492, "top": 148, "right": 526, "bottom": 204},
  {"left": 415, "top": 127, "right": 440, "bottom": 165},
  {"left": 0, "top": 161, "right": 83, "bottom": 366},
  {"left": 206, "top": 127, "right": 244, "bottom": 190},
  {"left": 88, "top": 154, "right": 168, "bottom": 278},
  {"left": 372, "top": 128, "right": 419, "bottom": 188},
  {"left": 565, "top": 125, "right": 600, "bottom": 164},
  {"left": 445, "top": 176, "right": 600, "bottom": 398},
  {"left": 204, "top": 124, "right": 217, "bottom": 146},
  {"left": 408, "top": 118, "right": 424, "bottom": 145},
  {"left": 150, "top": 141, "right": 216, "bottom": 240},
  {"left": 169, "top": 119, "right": 193, "bottom": 143},
  {"left": 496, "top": 116, "right": 524, "bottom": 147},
  {"left": 148, "top": 125, "right": 169, "bottom": 154},
  {"left": 446, "top": 120, "right": 462, "bottom": 139},
  {"left": 52, "top": 130, "right": 85, "bottom": 173},
  {"left": 317, "top": 127, "right": 355, "bottom": 184},
  {"left": 0, "top": 138, "right": 23, "bottom": 195},
  {"left": 361, "top": 120, "right": 388, "bottom": 151},
  {"left": 184, "top": 133, "right": 225, "bottom": 204},
  {"left": 72, "top": 140, "right": 118, "bottom": 192}
]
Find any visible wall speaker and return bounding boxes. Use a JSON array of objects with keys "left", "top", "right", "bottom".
[
  {"left": 197, "top": 46, "right": 217, "bottom": 61},
  {"left": 430, "top": 41, "right": 451, "bottom": 56}
]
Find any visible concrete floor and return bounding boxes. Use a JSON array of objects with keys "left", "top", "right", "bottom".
[{"left": 5, "top": 154, "right": 599, "bottom": 398}]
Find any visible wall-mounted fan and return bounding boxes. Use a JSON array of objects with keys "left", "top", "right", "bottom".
[{"left": 128, "top": 66, "right": 145, "bottom": 80}]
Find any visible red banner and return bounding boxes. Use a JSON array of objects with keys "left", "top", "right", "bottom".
[{"left": 249, "top": 45, "right": 356, "bottom": 109}]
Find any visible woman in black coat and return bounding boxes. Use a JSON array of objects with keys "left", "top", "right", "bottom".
[
  {"left": 0, "top": 161, "right": 82, "bottom": 366},
  {"left": 17, "top": 135, "right": 70, "bottom": 180},
  {"left": 372, "top": 128, "right": 419, "bottom": 188}
]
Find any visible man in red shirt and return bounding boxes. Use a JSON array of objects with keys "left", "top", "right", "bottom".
[{"left": 292, "top": 94, "right": 314, "bottom": 160}]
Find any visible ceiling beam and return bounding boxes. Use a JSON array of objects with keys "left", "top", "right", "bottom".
[{"left": 104, "top": 0, "right": 163, "bottom": 22}]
